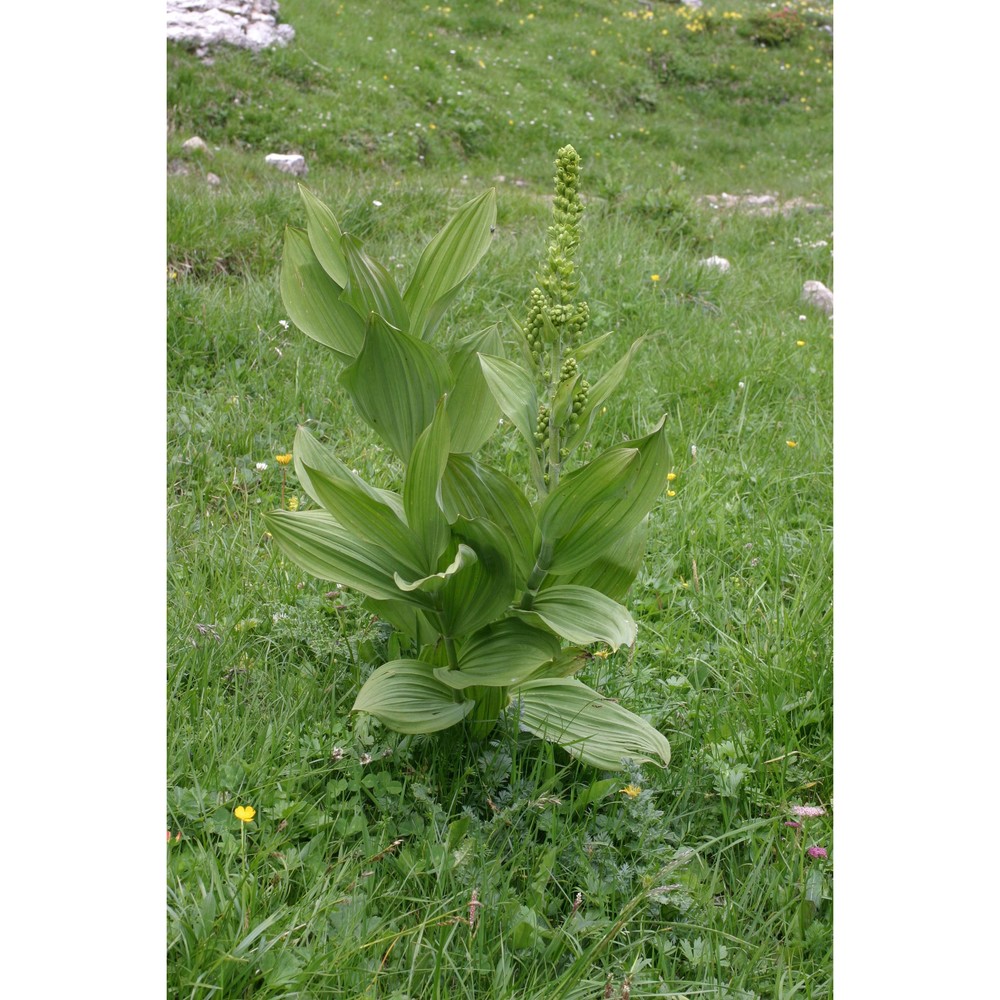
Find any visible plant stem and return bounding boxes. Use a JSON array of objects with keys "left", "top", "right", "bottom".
[{"left": 519, "top": 541, "right": 554, "bottom": 610}]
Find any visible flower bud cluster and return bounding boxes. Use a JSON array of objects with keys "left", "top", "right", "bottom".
[
  {"left": 525, "top": 287, "right": 547, "bottom": 364},
  {"left": 533, "top": 403, "right": 550, "bottom": 466},
  {"left": 523, "top": 146, "right": 590, "bottom": 364},
  {"left": 568, "top": 377, "right": 590, "bottom": 432}
]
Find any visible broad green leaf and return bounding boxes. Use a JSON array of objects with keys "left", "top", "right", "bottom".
[
  {"left": 514, "top": 584, "right": 636, "bottom": 649},
  {"left": 302, "top": 461, "right": 427, "bottom": 578},
  {"left": 394, "top": 544, "right": 476, "bottom": 593},
  {"left": 518, "top": 646, "right": 590, "bottom": 680},
  {"left": 404, "top": 188, "right": 497, "bottom": 341},
  {"left": 403, "top": 396, "right": 451, "bottom": 565},
  {"left": 264, "top": 509, "right": 418, "bottom": 604},
  {"left": 292, "top": 425, "right": 404, "bottom": 519},
  {"left": 436, "top": 516, "right": 517, "bottom": 636},
  {"left": 433, "top": 620, "right": 561, "bottom": 690},
  {"left": 340, "top": 312, "right": 451, "bottom": 461},
  {"left": 567, "top": 337, "right": 647, "bottom": 451},
  {"left": 478, "top": 354, "right": 539, "bottom": 450},
  {"left": 340, "top": 233, "right": 409, "bottom": 332},
  {"left": 298, "top": 184, "right": 348, "bottom": 287},
  {"left": 440, "top": 454, "right": 536, "bottom": 583},
  {"left": 353, "top": 659, "right": 473, "bottom": 734},
  {"left": 445, "top": 326, "right": 503, "bottom": 454},
  {"left": 514, "top": 677, "right": 671, "bottom": 769},
  {"left": 548, "top": 518, "right": 650, "bottom": 602},
  {"left": 280, "top": 227, "right": 364, "bottom": 362},
  {"left": 543, "top": 416, "right": 670, "bottom": 575},
  {"left": 537, "top": 445, "right": 639, "bottom": 552}
]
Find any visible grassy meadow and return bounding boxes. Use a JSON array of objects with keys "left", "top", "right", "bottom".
[{"left": 167, "top": 1, "right": 834, "bottom": 997}]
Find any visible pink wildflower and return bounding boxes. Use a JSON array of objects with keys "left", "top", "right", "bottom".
[
  {"left": 807, "top": 845, "right": 828, "bottom": 860},
  {"left": 784, "top": 821, "right": 802, "bottom": 829},
  {"left": 791, "top": 805, "right": 827, "bottom": 818}
]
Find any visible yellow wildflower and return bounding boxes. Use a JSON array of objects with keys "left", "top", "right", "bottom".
[
  {"left": 667, "top": 490, "right": 676, "bottom": 497},
  {"left": 650, "top": 274, "right": 660, "bottom": 282},
  {"left": 796, "top": 340, "right": 806, "bottom": 347},
  {"left": 275, "top": 453, "right": 293, "bottom": 465},
  {"left": 234, "top": 805, "right": 256, "bottom": 823},
  {"left": 667, "top": 472, "right": 677, "bottom": 481},
  {"left": 620, "top": 784, "right": 642, "bottom": 798},
  {"left": 286, "top": 496, "right": 299, "bottom": 511},
  {"left": 786, "top": 440, "right": 798, "bottom": 448}
]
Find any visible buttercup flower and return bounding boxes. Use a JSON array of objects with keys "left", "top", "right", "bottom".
[
  {"left": 667, "top": 472, "right": 677, "bottom": 481},
  {"left": 650, "top": 274, "right": 660, "bottom": 282},
  {"left": 786, "top": 440, "right": 798, "bottom": 448},
  {"left": 234, "top": 805, "right": 256, "bottom": 823}
]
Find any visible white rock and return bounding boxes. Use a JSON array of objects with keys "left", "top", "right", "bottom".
[
  {"left": 182, "top": 136, "right": 209, "bottom": 152},
  {"left": 699, "top": 255, "right": 731, "bottom": 272},
  {"left": 206, "top": 172, "right": 222, "bottom": 186},
  {"left": 265, "top": 153, "right": 308, "bottom": 177},
  {"left": 801, "top": 280, "right": 833, "bottom": 316},
  {"left": 167, "top": 1, "right": 294, "bottom": 53}
]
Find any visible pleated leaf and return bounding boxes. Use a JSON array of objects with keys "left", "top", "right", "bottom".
[
  {"left": 548, "top": 518, "right": 650, "bottom": 602},
  {"left": 292, "top": 425, "right": 404, "bottom": 520},
  {"left": 404, "top": 188, "right": 497, "bottom": 341},
  {"left": 341, "top": 233, "right": 410, "bottom": 332},
  {"left": 478, "top": 354, "right": 539, "bottom": 450},
  {"left": 394, "top": 544, "right": 476, "bottom": 594},
  {"left": 515, "top": 585, "right": 636, "bottom": 649},
  {"left": 514, "top": 677, "right": 671, "bottom": 769},
  {"left": 280, "top": 227, "right": 364, "bottom": 362},
  {"left": 264, "top": 509, "right": 414, "bottom": 603},
  {"left": 302, "top": 462, "right": 427, "bottom": 578},
  {"left": 353, "top": 660, "right": 473, "bottom": 734},
  {"left": 403, "top": 396, "right": 451, "bottom": 566},
  {"left": 542, "top": 417, "right": 670, "bottom": 575},
  {"left": 437, "top": 516, "right": 517, "bottom": 636},
  {"left": 340, "top": 312, "right": 451, "bottom": 462},
  {"left": 445, "top": 325, "right": 503, "bottom": 454},
  {"left": 440, "top": 454, "right": 536, "bottom": 583},
  {"left": 433, "top": 620, "right": 561, "bottom": 690},
  {"left": 298, "top": 184, "right": 349, "bottom": 287}
]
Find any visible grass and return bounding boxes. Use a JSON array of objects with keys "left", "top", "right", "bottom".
[{"left": 168, "top": 1, "right": 833, "bottom": 996}]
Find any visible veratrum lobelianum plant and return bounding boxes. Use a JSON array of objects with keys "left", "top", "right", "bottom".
[{"left": 265, "top": 145, "right": 671, "bottom": 770}]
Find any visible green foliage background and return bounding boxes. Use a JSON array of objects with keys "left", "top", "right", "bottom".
[{"left": 168, "top": 2, "right": 833, "bottom": 996}]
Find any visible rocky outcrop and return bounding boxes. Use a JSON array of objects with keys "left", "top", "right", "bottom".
[{"left": 166, "top": 2, "right": 294, "bottom": 53}]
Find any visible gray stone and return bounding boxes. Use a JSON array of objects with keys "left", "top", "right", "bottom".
[
  {"left": 167, "top": 1, "right": 294, "bottom": 53},
  {"left": 699, "top": 255, "right": 731, "bottom": 272},
  {"left": 265, "top": 153, "right": 308, "bottom": 177},
  {"left": 181, "top": 136, "right": 209, "bottom": 153},
  {"left": 801, "top": 280, "right": 833, "bottom": 316},
  {"left": 206, "top": 173, "right": 222, "bottom": 186}
]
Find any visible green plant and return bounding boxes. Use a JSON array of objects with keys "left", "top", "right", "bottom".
[
  {"left": 743, "top": 6, "right": 808, "bottom": 47},
  {"left": 265, "top": 146, "right": 671, "bottom": 770}
]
